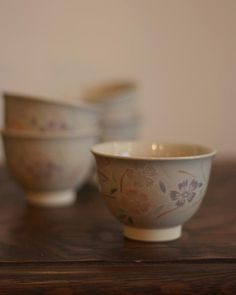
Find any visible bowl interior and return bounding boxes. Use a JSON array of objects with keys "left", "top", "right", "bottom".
[{"left": 92, "top": 141, "right": 216, "bottom": 160}]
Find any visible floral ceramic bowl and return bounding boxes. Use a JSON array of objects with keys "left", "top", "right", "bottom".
[
  {"left": 100, "top": 115, "right": 141, "bottom": 141},
  {"left": 3, "top": 92, "right": 99, "bottom": 132},
  {"left": 92, "top": 141, "right": 216, "bottom": 242},
  {"left": 2, "top": 129, "right": 97, "bottom": 207}
]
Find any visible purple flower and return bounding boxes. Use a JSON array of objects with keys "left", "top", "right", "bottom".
[
  {"left": 27, "top": 160, "right": 61, "bottom": 179},
  {"left": 170, "top": 179, "right": 203, "bottom": 207}
]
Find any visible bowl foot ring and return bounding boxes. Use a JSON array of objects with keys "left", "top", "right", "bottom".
[
  {"left": 123, "top": 225, "right": 182, "bottom": 242},
  {"left": 26, "top": 189, "right": 76, "bottom": 207}
]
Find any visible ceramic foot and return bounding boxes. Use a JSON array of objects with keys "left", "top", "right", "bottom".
[
  {"left": 123, "top": 225, "right": 182, "bottom": 242},
  {"left": 26, "top": 189, "right": 76, "bottom": 207}
]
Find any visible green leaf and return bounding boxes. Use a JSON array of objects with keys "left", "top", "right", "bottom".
[{"left": 159, "top": 181, "right": 166, "bottom": 193}]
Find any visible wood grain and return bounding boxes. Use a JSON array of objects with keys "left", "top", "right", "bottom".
[
  {"left": 0, "top": 161, "right": 235, "bottom": 294},
  {"left": 0, "top": 263, "right": 236, "bottom": 294}
]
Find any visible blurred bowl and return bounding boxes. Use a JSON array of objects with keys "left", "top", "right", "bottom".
[
  {"left": 2, "top": 129, "right": 98, "bottom": 207},
  {"left": 3, "top": 92, "right": 100, "bottom": 132},
  {"left": 101, "top": 115, "right": 141, "bottom": 141},
  {"left": 83, "top": 82, "right": 138, "bottom": 122},
  {"left": 84, "top": 81, "right": 136, "bottom": 103}
]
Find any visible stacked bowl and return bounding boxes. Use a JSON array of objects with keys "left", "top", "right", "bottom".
[
  {"left": 84, "top": 82, "right": 141, "bottom": 141},
  {"left": 1, "top": 92, "right": 99, "bottom": 207}
]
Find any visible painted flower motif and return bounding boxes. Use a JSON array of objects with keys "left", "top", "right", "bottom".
[
  {"left": 96, "top": 157, "right": 111, "bottom": 170},
  {"left": 30, "top": 117, "right": 69, "bottom": 132},
  {"left": 143, "top": 164, "right": 158, "bottom": 177},
  {"left": 133, "top": 175, "right": 154, "bottom": 188},
  {"left": 97, "top": 170, "right": 109, "bottom": 183},
  {"left": 121, "top": 188, "right": 152, "bottom": 216},
  {"left": 126, "top": 168, "right": 154, "bottom": 188},
  {"left": 45, "top": 120, "right": 69, "bottom": 131},
  {"left": 27, "top": 160, "right": 61, "bottom": 179},
  {"left": 170, "top": 179, "right": 203, "bottom": 207}
]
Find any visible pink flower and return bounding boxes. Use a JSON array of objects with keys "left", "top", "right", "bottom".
[
  {"left": 121, "top": 188, "right": 152, "bottom": 216},
  {"left": 126, "top": 168, "right": 154, "bottom": 188}
]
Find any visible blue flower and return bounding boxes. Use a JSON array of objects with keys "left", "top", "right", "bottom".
[{"left": 170, "top": 179, "right": 203, "bottom": 207}]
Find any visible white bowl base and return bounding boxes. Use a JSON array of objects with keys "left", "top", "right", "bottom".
[
  {"left": 26, "top": 189, "right": 76, "bottom": 207},
  {"left": 123, "top": 225, "right": 182, "bottom": 242}
]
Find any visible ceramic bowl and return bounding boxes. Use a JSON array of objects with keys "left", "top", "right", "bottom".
[
  {"left": 92, "top": 141, "right": 216, "bottom": 242},
  {"left": 101, "top": 116, "right": 141, "bottom": 141},
  {"left": 2, "top": 129, "right": 98, "bottom": 207},
  {"left": 3, "top": 92, "right": 99, "bottom": 132},
  {"left": 84, "top": 82, "right": 138, "bottom": 122}
]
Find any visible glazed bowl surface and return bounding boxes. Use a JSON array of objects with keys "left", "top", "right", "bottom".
[
  {"left": 2, "top": 129, "right": 97, "bottom": 206},
  {"left": 83, "top": 82, "right": 137, "bottom": 122},
  {"left": 3, "top": 92, "right": 99, "bottom": 132},
  {"left": 92, "top": 141, "right": 216, "bottom": 241}
]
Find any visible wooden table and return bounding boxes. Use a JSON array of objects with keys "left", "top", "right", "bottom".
[{"left": 0, "top": 161, "right": 235, "bottom": 294}]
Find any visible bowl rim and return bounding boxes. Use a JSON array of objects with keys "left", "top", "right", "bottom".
[
  {"left": 3, "top": 92, "right": 100, "bottom": 113},
  {"left": 83, "top": 81, "right": 137, "bottom": 104},
  {"left": 91, "top": 141, "right": 217, "bottom": 160},
  {"left": 1, "top": 129, "right": 99, "bottom": 139}
]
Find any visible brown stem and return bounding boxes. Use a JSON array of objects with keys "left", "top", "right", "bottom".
[
  {"left": 178, "top": 170, "right": 195, "bottom": 178},
  {"left": 119, "top": 169, "right": 130, "bottom": 193},
  {"left": 98, "top": 170, "right": 109, "bottom": 181},
  {"left": 156, "top": 206, "right": 179, "bottom": 220},
  {"left": 156, "top": 197, "right": 202, "bottom": 221}
]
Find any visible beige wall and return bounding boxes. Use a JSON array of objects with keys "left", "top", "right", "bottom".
[{"left": 0, "top": 0, "right": 235, "bottom": 158}]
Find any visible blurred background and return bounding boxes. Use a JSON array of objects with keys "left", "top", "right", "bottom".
[{"left": 0, "top": 0, "right": 235, "bottom": 159}]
